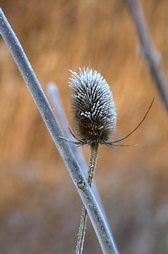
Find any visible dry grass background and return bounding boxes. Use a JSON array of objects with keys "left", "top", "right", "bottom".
[{"left": 0, "top": 0, "right": 168, "bottom": 253}]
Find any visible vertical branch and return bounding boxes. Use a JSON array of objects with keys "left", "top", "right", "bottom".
[
  {"left": 76, "top": 144, "right": 99, "bottom": 254},
  {"left": 88, "top": 144, "right": 99, "bottom": 187},
  {"left": 126, "top": 0, "right": 168, "bottom": 113}
]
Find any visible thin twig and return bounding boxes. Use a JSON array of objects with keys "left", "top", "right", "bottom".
[
  {"left": 76, "top": 144, "right": 99, "bottom": 254},
  {"left": 0, "top": 9, "right": 119, "bottom": 254},
  {"left": 126, "top": 0, "right": 168, "bottom": 113}
]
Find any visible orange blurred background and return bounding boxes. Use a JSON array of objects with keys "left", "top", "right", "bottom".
[{"left": 0, "top": 0, "right": 168, "bottom": 253}]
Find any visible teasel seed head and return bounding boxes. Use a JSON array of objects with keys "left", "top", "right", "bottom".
[{"left": 69, "top": 67, "right": 117, "bottom": 145}]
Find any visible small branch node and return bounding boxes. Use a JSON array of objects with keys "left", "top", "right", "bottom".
[{"left": 77, "top": 181, "right": 85, "bottom": 189}]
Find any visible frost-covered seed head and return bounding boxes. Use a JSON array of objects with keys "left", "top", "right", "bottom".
[{"left": 69, "top": 67, "right": 117, "bottom": 145}]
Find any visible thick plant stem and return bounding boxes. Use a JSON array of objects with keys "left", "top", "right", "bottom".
[
  {"left": 76, "top": 144, "right": 99, "bottom": 254},
  {"left": 0, "top": 9, "right": 119, "bottom": 254}
]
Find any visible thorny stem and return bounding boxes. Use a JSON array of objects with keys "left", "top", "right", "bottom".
[{"left": 76, "top": 144, "right": 99, "bottom": 254}]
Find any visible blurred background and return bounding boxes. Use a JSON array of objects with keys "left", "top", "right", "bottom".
[{"left": 0, "top": 0, "right": 168, "bottom": 253}]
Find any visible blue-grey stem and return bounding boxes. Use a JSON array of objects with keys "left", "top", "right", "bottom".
[
  {"left": 46, "top": 82, "right": 108, "bottom": 219},
  {"left": 46, "top": 83, "right": 88, "bottom": 175},
  {"left": 127, "top": 0, "right": 168, "bottom": 113},
  {"left": 0, "top": 9, "right": 119, "bottom": 254}
]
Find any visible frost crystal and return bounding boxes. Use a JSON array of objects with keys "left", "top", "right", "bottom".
[{"left": 69, "top": 67, "right": 117, "bottom": 145}]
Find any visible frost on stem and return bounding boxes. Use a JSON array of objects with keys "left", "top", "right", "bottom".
[{"left": 69, "top": 67, "right": 117, "bottom": 146}]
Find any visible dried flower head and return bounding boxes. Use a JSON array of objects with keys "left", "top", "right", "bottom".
[
  {"left": 69, "top": 67, "right": 117, "bottom": 145},
  {"left": 70, "top": 68, "right": 153, "bottom": 254}
]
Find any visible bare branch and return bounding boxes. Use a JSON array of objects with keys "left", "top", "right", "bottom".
[
  {"left": 126, "top": 0, "right": 168, "bottom": 113},
  {"left": 0, "top": 9, "right": 119, "bottom": 254}
]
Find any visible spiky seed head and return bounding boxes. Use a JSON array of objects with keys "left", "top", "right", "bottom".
[{"left": 69, "top": 67, "right": 117, "bottom": 145}]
